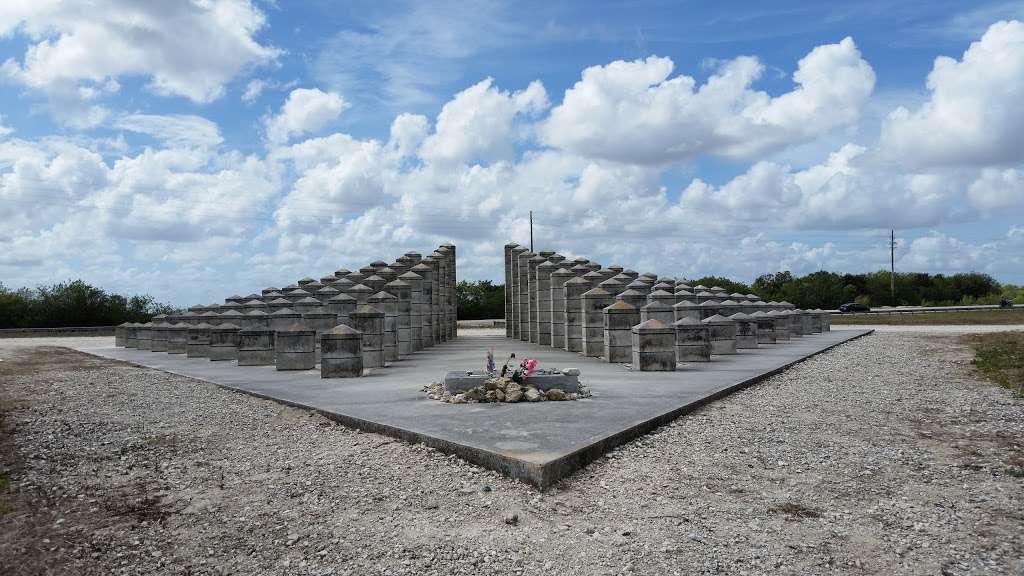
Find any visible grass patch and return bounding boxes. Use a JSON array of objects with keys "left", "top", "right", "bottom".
[
  {"left": 832, "top": 309, "right": 1024, "bottom": 325},
  {"left": 961, "top": 331, "right": 1024, "bottom": 397}
]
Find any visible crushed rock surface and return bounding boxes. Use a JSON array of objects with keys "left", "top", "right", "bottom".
[{"left": 0, "top": 333, "right": 1021, "bottom": 575}]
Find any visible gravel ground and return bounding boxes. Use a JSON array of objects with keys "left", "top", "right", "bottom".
[{"left": 0, "top": 332, "right": 1021, "bottom": 576}]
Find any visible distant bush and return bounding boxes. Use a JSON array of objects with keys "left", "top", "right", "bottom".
[
  {"left": 0, "top": 280, "right": 176, "bottom": 329},
  {"left": 456, "top": 280, "right": 504, "bottom": 320},
  {"left": 752, "top": 270, "right": 1002, "bottom": 309}
]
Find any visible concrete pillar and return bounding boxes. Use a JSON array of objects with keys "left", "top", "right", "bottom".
[
  {"left": 137, "top": 322, "right": 153, "bottom": 351},
  {"left": 186, "top": 323, "right": 212, "bottom": 358},
  {"left": 698, "top": 299, "right": 722, "bottom": 320},
  {"left": 528, "top": 254, "right": 545, "bottom": 343},
  {"left": 166, "top": 324, "right": 188, "bottom": 354},
  {"left": 793, "top": 309, "right": 810, "bottom": 336},
  {"left": 347, "top": 283, "right": 373, "bottom": 306},
  {"left": 425, "top": 255, "right": 442, "bottom": 344},
  {"left": 570, "top": 263, "right": 590, "bottom": 277},
  {"left": 297, "top": 277, "right": 316, "bottom": 287},
  {"left": 266, "top": 297, "right": 291, "bottom": 314},
  {"left": 303, "top": 311, "right": 338, "bottom": 356},
  {"left": 675, "top": 289, "right": 695, "bottom": 302},
  {"left": 727, "top": 313, "right": 758, "bottom": 349},
  {"left": 243, "top": 308, "right": 269, "bottom": 330},
  {"left": 315, "top": 285, "right": 340, "bottom": 304},
  {"left": 326, "top": 294, "right": 356, "bottom": 327},
  {"left": 294, "top": 297, "right": 323, "bottom": 316},
  {"left": 582, "top": 287, "right": 613, "bottom": 357},
  {"left": 549, "top": 267, "right": 573, "bottom": 349},
  {"left": 243, "top": 298, "right": 268, "bottom": 312},
  {"left": 750, "top": 311, "right": 777, "bottom": 344},
  {"left": 585, "top": 262, "right": 601, "bottom": 272},
  {"left": 350, "top": 305, "right": 385, "bottom": 368},
  {"left": 604, "top": 300, "right": 639, "bottom": 363},
  {"left": 563, "top": 276, "right": 589, "bottom": 352},
  {"left": 368, "top": 291, "right": 398, "bottom": 362},
  {"left": 674, "top": 317, "right": 711, "bottom": 362},
  {"left": 694, "top": 291, "right": 716, "bottom": 304},
  {"left": 261, "top": 287, "right": 280, "bottom": 296},
  {"left": 632, "top": 319, "right": 676, "bottom": 371},
  {"left": 701, "top": 315, "right": 737, "bottom": 355},
  {"left": 330, "top": 278, "right": 355, "bottom": 294},
  {"left": 363, "top": 275, "right": 385, "bottom": 295},
  {"left": 115, "top": 322, "right": 128, "bottom": 347},
  {"left": 384, "top": 280, "right": 411, "bottom": 357},
  {"left": 269, "top": 308, "right": 302, "bottom": 332},
  {"left": 821, "top": 309, "right": 831, "bottom": 332},
  {"left": 399, "top": 271, "right": 423, "bottom": 351},
  {"left": 275, "top": 324, "right": 316, "bottom": 370},
  {"left": 284, "top": 288, "right": 312, "bottom": 304},
  {"left": 124, "top": 323, "right": 140, "bottom": 348},
  {"left": 238, "top": 328, "right": 274, "bottom": 366},
  {"left": 321, "top": 324, "right": 364, "bottom": 378},
  {"left": 344, "top": 272, "right": 366, "bottom": 287},
  {"left": 598, "top": 278, "right": 625, "bottom": 298},
  {"left": 333, "top": 268, "right": 351, "bottom": 279},
  {"left": 625, "top": 280, "right": 651, "bottom": 297},
  {"left": 809, "top": 310, "right": 824, "bottom": 333},
  {"left": 647, "top": 289, "right": 676, "bottom": 307},
  {"left": 718, "top": 299, "right": 742, "bottom": 318},
  {"left": 583, "top": 271, "right": 605, "bottom": 288},
  {"left": 597, "top": 268, "right": 618, "bottom": 282},
  {"left": 319, "top": 275, "right": 338, "bottom": 285},
  {"left": 218, "top": 311, "right": 246, "bottom": 328},
  {"left": 517, "top": 250, "right": 533, "bottom": 341},
  {"left": 536, "top": 261, "right": 556, "bottom": 346},
  {"left": 411, "top": 263, "right": 433, "bottom": 348},
  {"left": 640, "top": 301, "right": 674, "bottom": 325},
  {"left": 616, "top": 289, "right": 646, "bottom": 311},
  {"left": 209, "top": 323, "right": 241, "bottom": 361},
  {"left": 441, "top": 243, "right": 456, "bottom": 338},
  {"left": 150, "top": 322, "right": 169, "bottom": 352},
  {"left": 768, "top": 311, "right": 791, "bottom": 341},
  {"left": 509, "top": 246, "right": 526, "bottom": 339},
  {"left": 504, "top": 243, "right": 515, "bottom": 337}
]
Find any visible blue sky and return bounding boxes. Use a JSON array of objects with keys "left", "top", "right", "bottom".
[{"left": 1, "top": 1, "right": 1023, "bottom": 306}]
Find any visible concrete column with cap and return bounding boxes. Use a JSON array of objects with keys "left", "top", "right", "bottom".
[
  {"left": 632, "top": 319, "right": 676, "bottom": 371},
  {"left": 582, "top": 287, "right": 614, "bottom": 358},
  {"left": 350, "top": 304, "right": 385, "bottom": 368},
  {"left": 399, "top": 271, "right": 423, "bottom": 351},
  {"left": 604, "top": 300, "right": 640, "bottom": 363},
  {"left": 368, "top": 291, "right": 398, "bottom": 362},
  {"left": 504, "top": 243, "right": 516, "bottom": 337},
  {"left": 517, "top": 250, "right": 533, "bottom": 341},
  {"left": 673, "top": 317, "right": 711, "bottom": 362},
  {"left": 238, "top": 328, "right": 274, "bottom": 365},
  {"left": 528, "top": 254, "right": 545, "bottom": 343},
  {"left": 549, "top": 267, "right": 573, "bottom": 349},
  {"left": 563, "top": 276, "right": 589, "bottom": 352},
  {"left": 536, "top": 261, "right": 555, "bottom": 346},
  {"left": 386, "top": 279, "right": 412, "bottom": 356},
  {"left": 275, "top": 324, "right": 316, "bottom": 370},
  {"left": 411, "top": 262, "right": 433, "bottom": 348},
  {"left": 321, "top": 324, "right": 364, "bottom": 378}
]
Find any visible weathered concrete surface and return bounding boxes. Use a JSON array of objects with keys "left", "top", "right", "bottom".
[{"left": 70, "top": 329, "right": 871, "bottom": 489}]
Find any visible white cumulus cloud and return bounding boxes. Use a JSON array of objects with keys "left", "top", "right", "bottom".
[
  {"left": 265, "top": 88, "right": 348, "bottom": 145},
  {"left": 880, "top": 20, "right": 1024, "bottom": 168},
  {"left": 113, "top": 114, "right": 223, "bottom": 148},
  {"left": 541, "top": 37, "right": 875, "bottom": 165}
]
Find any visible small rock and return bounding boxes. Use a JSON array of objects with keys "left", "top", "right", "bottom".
[
  {"left": 504, "top": 511, "right": 519, "bottom": 525},
  {"left": 524, "top": 387, "right": 542, "bottom": 402},
  {"left": 562, "top": 368, "right": 580, "bottom": 376},
  {"left": 545, "top": 389, "right": 567, "bottom": 401},
  {"left": 452, "top": 394, "right": 466, "bottom": 404}
]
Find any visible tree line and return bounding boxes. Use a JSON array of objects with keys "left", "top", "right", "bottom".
[
  {"left": 0, "top": 280, "right": 176, "bottom": 329},
  {"left": 456, "top": 270, "right": 1021, "bottom": 319},
  {"left": 3, "top": 272, "right": 1018, "bottom": 328}
]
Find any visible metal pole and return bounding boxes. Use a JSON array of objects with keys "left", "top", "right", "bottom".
[
  {"left": 529, "top": 210, "right": 534, "bottom": 252},
  {"left": 890, "top": 229, "right": 896, "bottom": 306}
]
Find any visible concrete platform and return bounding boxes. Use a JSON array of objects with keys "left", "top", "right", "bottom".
[{"left": 72, "top": 330, "right": 872, "bottom": 489}]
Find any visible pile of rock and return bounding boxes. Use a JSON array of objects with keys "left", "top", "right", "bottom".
[{"left": 423, "top": 368, "right": 591, "bottom": 404}]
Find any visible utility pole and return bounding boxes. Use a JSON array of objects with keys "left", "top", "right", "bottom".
[
  {"left": 890, "top": 229, "right": 896, "bottom": 306},
  {"left": 529, "top": 210, "right": 534, "bottom": 252}
]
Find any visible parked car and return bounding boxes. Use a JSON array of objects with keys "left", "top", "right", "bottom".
[
  {"left": 999, "top": 298, "right": 1014, "bottom": 308},
  {"left": 838, "top": 302, "right": 871, "bottom": 313}
]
